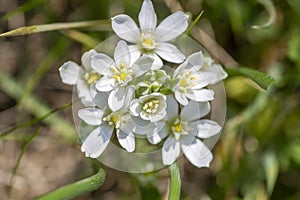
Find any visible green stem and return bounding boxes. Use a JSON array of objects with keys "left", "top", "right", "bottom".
[
  {"left": 8, "top": 127, "right": 41, "bottom": 199},
  {"left": 34, "top": 167, "right": 105, "bottom": 200},
  {"left": 168, "top": 161, "right": 181, "bottom": 200}
]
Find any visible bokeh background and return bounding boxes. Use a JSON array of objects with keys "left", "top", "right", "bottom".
[{"left": 0, "top": 0, "right": 300, "bottom": 199}]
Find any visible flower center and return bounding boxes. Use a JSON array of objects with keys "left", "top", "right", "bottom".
[
  {"left": 103, "top": 113, "right": 122, "bottom": 128},
  {"left": 84, "top": 71, "right": 100, "bottom": 85},
  {"left": 171, "top": 118, "right": 189, "bottom": 140},
  {"left": 110, "top": 63, "right": 132, "bottom": 84},
  {"left": 143, "top": 99, "right": 160, "bottom": 113},
  {"left": 179, "top": 70, "right": 197, "bottom": 92},
  {"left": 140, "top": 32, "right": 157, "bottom": 51}
]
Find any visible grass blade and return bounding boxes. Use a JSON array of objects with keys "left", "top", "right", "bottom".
[
  {"left": 0, "top": 68, "right": 76, "bottom": 142},
  {"left": 0, "top": 20, "right": 111, "bottom": 37},
  {"left": 168, "top": 161, "right": 181, "bottom": 200},
  {"left": 252, "top": 0, "right": 276, "bottom": 29},
  {"left": 34, "top": 167, "right": 105, "bottom": 200},
  {"left": 186, "top": 10, "right": 204, "bottom": 35},
  {"left": 8, "top": 127, "right": 41, "bottom": 198}
]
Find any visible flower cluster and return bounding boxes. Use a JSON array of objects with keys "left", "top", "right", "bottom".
[{"left": 59, "top": 0, "right": 227, "bottom": 168}]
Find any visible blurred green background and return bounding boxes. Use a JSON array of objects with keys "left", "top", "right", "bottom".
[{"left": 0, "top": 0, "right": 300, "bottom": 199}]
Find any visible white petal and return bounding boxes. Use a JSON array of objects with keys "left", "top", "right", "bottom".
[
  {"left": 175, "top": 91, "right": 189, "bottom": 105},
  {"left": 130, "top": 99, "right": 141, "bottom": 116},
  {"left": 197, "top": 120, "right": 221, "bottom": 138},
  {"left": 76, "top": 78, "right": 90, "bottom": 99},
  {"left": 185, "top": 52, "right": 204, "bottom": 71},
  {"left": 181, "top": 101, "right": 210, "bottom": 121},
  {"left": 111, "top": 14, "right": 140, "bottom": 43},
  {"left": 138, "top": 0, "right": 157, "bottom": 30},
  {"left": 114, "top": 40, "right": 131, "bottom": 67},
  {"left": 108, "top": 86, "right": 126, "bottom": 112},
  {"left": 95, "top": 77, "right": 115, "bottom": 92},
  {"left": 162, "top": 137, "right": 181, "bottom": 165},
  {"left": 91, "top": 53, "right": 114, "bottom": 75},
  {"left": 81, "top": 49, "right": 97, "bottom": 70},
  {"left": 182, "top": 138, "right": 213, "bottom": 168},
  {"left": 202, "top": 64, "right": 228, "bottom": 84},
  {"left": 190, "top": 72, "right": 216, "bottom": 89},
  {"left": 123, "top": 85, "right": 135, "bottom": 108},
  {"left": 166, "top": 95, "right": 179, "bottom": 121},
  {"left": 147, "top": 123, "right": 168, "bottom": 144},
  {"left": 117, "top": 130, "right": 135, "bottom": 152},
  {"left": 156, "top": 43, "right": 185, "bottom": 63},
  {"left": 128, "top": 45, "right": 142, "bottom": 65},
  {"left": 149, "top": 110, "right": 166, "bottom": 122},
  {"left": 132, "top": 55, "right": 153, "bottom": 77},
  {"left": 185, "top": 89, "right": 214, "bottom": 102},
  {"left": 131, "top": 116, "right": 155, "bottom": 135},
  {"left": 155, "top": 11, "right": 189, "bottom": 42},
  {"left": 58, "top": 61, "right": 81, "bottom": 85},
  {"left": 81, "top": 125, "right": 113, "bottom": 158},
  {"left": 94, "top": 91, "right": 109, "bottom": 109},
  {"left": 147, "top": 53, "right": 163, "bottom": 70},
  {"left": 78, "top": 108, "right": 104, "bottom": 126}
]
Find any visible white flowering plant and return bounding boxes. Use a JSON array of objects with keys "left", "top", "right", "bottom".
[{"left": 59, "top": 0, "right": 227, "bottom": 169}]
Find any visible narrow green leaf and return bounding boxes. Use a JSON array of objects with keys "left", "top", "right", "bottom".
[
  {"left": 0, "top": 20, "right": 111, "bottom": 37},
  {"left": 252, "top": 0, "right": 276, "bottom": 29},
  {"left": 168, "top": 161, "right": 181, "bottom": 200},
  {"left": 8, "top": 127, "right": 41, "bottom": 198},
  {"left": 0, "top": 68, "right": 76, "bottom": 142},
  {"left": 263, "top": 151, "right": 279, "bottom": 195},
  {"left": 186, "top": 10, "right": 204, "bottom": 35},
  {"left": 34, "top": 167, "right": 105, "bottom": 200},
  {"left": 20, "top": 37, "right": 71, "bottom": 102},
  {"left": 61, "top": 30, "right": 99, "bottom": 48},
  {"left": 226, "top": 67, "right": 275, "bottom": 90},
  {"left": 0, "top": 102, "right": 72, "bottom": 139}
]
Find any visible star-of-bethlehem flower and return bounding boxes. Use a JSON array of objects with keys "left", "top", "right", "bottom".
[
  {"left": 111, "top": 0, "right": 189, "bottom": 69},
  {"left": 172, "top": 52, "right": 227, "bottom": 105},
  {"left": 147, "top": 96, "right": 222, "bottom": 168},
  {"left": 79, "top": 86, "right": 137, "bottom": 158},
  {"left": 91, "top": 40, "right": 154, "bottom": 112},
  {"left": 59, "top": 49, "right": 100, "bottom": 106}
]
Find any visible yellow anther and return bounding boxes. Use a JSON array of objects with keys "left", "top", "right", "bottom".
[
  {"left": 119, "top": 73, "right": 127, "bottom": 81},
  {"left": 120, "top": 63, "right": 125, "bottom": 69},
  {"left": 143, "top": 39, "right": 153, "bottom": 46},
  {"left": 190, "top": 76, "right": 196, "bottom": 81},
  {"left": 113, "top": 75, "right": 120, "bottom": 80},
  {"left": 180, "top": 79, "right": 188, "bottom": 87},
  {"left": 174, "top": 123, "right": 183, "bottom": 133}
]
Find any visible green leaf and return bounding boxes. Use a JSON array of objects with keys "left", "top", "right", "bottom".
[
  {"left": 226, "top": 67, "right": 275, "bottom": 90},
  {"left": 263, "top": 151, "right": 279, "bottom": 195},
  {"left": 8, "top": 128, "right": 41, "bottom": 198},
  {"left": 168, "top": 161, "right": 181, "bottom": 200},
  {"left": 186, "top": 10, "right": 204, "bottom": 35},
  {"left": 34, "top": 167, "right": 105, "bottom": 200},
  {"left": 0, "top": 20, "right": 111, "bottom": 37},
  {"left": 252, "top": 0, "right": 276, "bottom": 29}
]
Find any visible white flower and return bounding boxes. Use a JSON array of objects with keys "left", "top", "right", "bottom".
[
  {"left": 59, "top": 49, "right": 100, "bottom": 106},
  {"left": 78, "top": 86, "right": 136, "bottom": 158},
  {"left": 91, "top": 40, "right": 153, "bottom": 112},
  {"left": 156, "top": 96, "right": 222, "bottom": 168},
  {"left": 200, "top": 55, "right": 228, "bottom": 84},
  {"left": 130, "top": 93, "right": 167, "bottom": 122},
  {"left": 111, "top": 0, "right": 188, "bottom": 69},
  {"left": 172, "top": 52, "right": 217, "bottom": 105}
]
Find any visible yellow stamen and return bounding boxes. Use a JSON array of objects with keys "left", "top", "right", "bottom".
[
  {"left": 119, "top": 73, "right": 127, "bottom": 81},
  {"left": 180, "top": 79, "right": 187, "bottom": 87}
]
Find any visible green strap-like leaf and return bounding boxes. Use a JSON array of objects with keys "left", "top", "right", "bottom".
[
  {"left": 0, "top": 20, "right": 111, "bottom": 37},
  {"left": 226, "top": 66, "right": 275, "bottom": 90},
  {"left": 34, "top": 167, "right": 105, "bottom": 200},
  {"left": 168, "top": 161, "right": 181, "bottom": 200},
  {"left": 9, "top": 128, "right": 41, "bottom": 198}
]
